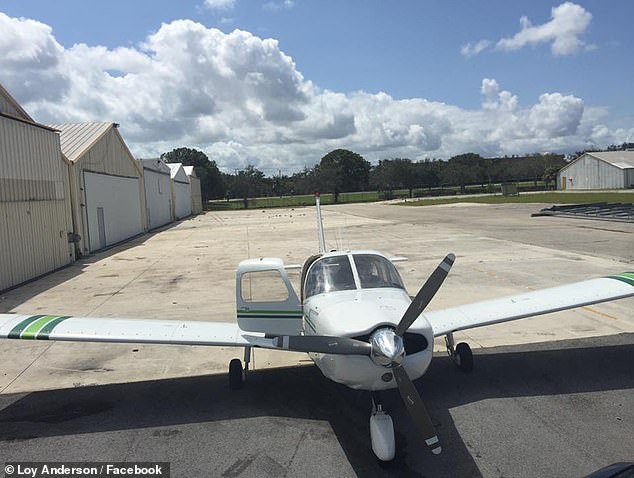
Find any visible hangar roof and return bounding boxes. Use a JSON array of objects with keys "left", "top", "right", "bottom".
[
  {"left": 48, "top": 122, "right": 114, "bottom": 162},
  {"left": 0, "top": 82, "right": 33, "bottom": 121},
  {"left": 183, "top": 166, "right": 198, "bottom": 178},
  {"left": 586, "top": 151, "right": 634, "bottom": 169},
  {"left": 48, "top": 122, "right": 141, "bottom": 174},
  {"left": 166, "top": 163, "right": 190, "bottom": 184},
  {"left": 141, "top": 158, "right": 171, "bottom": 175}
]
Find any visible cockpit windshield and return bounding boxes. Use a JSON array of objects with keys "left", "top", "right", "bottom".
[
  {"left": 305, "top": 256, "right": 356, "bottom": 298},
  {"left": 304, "top": 253, "right": 406, "bottom": 298},
  {"left": 353, "top": 254, "right": 405, "bottom": 290}
]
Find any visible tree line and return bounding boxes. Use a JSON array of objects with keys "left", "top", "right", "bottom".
[{"left": 160, "top": 147, "right": 571, "bottom": 202}]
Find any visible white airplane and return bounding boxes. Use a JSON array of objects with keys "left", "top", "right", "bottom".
[{"left": 1, "top": 194, "right": 633, "bottom": 461}]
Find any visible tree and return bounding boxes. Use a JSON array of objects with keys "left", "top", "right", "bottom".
[
  {"left": 440, "top": 153, "right": 482, "bottom": 192},
  {"left": 227, "top": 165, "right": 267, "bottom": 207},
  {"left": 543, "top": 165, "right": 560, "bottom": 190},
  {"left": 161, "top": 147, "right": 225, "bottom": 200},
  {"left": 371, "top": 159, "right": 419, "bottom": 198},
  {"left": 318, "top": 149, "right": 371, "bottom": 201}
]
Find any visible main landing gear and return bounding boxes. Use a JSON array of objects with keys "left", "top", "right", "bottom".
[
  {"left": 370, "top": 392, "right": 396, "bottom": 462},
  {"left": 445, "top": 333, "right": 473, "bottom": 372},
  {"left": 229, "top": 346, "right": 252, "bottom": 390}
]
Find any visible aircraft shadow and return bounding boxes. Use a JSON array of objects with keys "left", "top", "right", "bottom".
[{"left": 1, "top": 333, "right": 633, "bottom": 477}]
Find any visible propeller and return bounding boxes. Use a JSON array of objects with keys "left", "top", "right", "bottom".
[
  {"left": 271, "top": 253, "right": 455, "bottom": 455},
  {"left": 395, "top": 253, "right": 455, "bottom": 336},
  {"left": 273, "top": 335, "right": 372, "bottom": 355}
]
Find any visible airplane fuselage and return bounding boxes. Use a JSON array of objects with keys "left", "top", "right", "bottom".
[{"left": 303, "top": 287, "right": 434, "bottom": 391}]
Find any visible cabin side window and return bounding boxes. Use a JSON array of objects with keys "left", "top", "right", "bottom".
[
  {"left": 305, "top": 256, "right": 356, "bottom": 298},
  {"left": 241, "top": 270, "right": 289, "bottom": 302}
]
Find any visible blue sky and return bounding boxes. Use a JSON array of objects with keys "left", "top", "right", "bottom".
[{"left": 1, "top": 0, "right": 632, "bottom": 171}]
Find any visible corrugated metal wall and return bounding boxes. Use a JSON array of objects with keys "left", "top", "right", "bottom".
[
  {"left": 626, "top": 169, "right": 634, "bottom": 189},
  {"left": 0, "top": 117, "right": 74, "bottom": 291},
  {"left": 558, "top": 154, "right": 626, "bottom": 189},
  {"left": 171, "top": 181, "right": 192, "bottom": 220},
  {"left": 190, "top": 176, "right": 203, "bottom": 214},
  {"left": 70, "top": 128, "right": 146, "bottom": 255},
  {"left": 143, "top": 167, "right": 172, "bottom": 229},
  {"left": 0, "top": 99, "right": 24, "bottom": 119}
]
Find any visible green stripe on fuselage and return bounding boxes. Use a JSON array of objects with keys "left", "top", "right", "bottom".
[
  {"left": 36, "top": 316, "right": 71, "bottom": 339},
  {"left": 7, "top": 315, "right": 46, "bottom": 338},
  {"left": 237, "top": 310, "right": 302, "bottom": 320},
  {"left": 607, "top": 272, "right": 634, "bottom": 287},
  {"left": 238, "top": 309, "right": 302, "bottom": 315},
  {"left": 237, "top": 314, "right": 302, "bottom": 320}
]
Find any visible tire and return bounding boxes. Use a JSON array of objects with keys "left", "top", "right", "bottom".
[
  {"left": 455, "top": 342, "right": 474, "bottom": 372},
  {"left": 229, "top": 358, "right": 244, "bottom": 390}
]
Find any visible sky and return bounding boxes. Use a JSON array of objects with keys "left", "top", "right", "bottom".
[{"left": 1, "top": 0, "right": 633, "bottom": 173}]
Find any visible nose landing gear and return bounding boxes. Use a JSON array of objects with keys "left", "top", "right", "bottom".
[
  {"left": 370, "top": 392, "right": 396, "bottom": 462},
  {"left": 445, "top": 333, "right": 473, "bottom": 372}
]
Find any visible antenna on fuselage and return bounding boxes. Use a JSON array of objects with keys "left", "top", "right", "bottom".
[{"left": 315, "top": 192, "right": 326, "bottom": 253}]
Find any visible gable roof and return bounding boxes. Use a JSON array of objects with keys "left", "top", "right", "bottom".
[
  {"left": 183, "top": 166, "right": 198, "bottom": 178},
  {"left": 48, "top": 122, "right": 142, "bottom": 174},
  {"left": 48, "top": 122, "right": 114, "bottom": 162},
  {"left": 141, "top": 158, "right": 171, "bottom": 175},
  {"left": 586, "top": 151, "right": 634, "bottom": 169},
  {"left": 166, "top": 163, "right": 190, "bottom": 184},
  {"left": 0, "top": 82, "right": 33, "bottom": 121}
]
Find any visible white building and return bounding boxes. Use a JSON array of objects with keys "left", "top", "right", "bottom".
[
  {"left": 142, "top": 159, "right": 173, "bottom": 230},
  {"left": 558, "top": 151, "right": 634, "bottom": 190},
  {"left": 0, "top": 83, "right": 75, "bottom": 291},
  {"left": 166, "top": 163, "right": 192, "bottom": 220},
  {"left": 184, "top": 166, "right": 203, "bottom": 214},
  {"left": 50, "top": 122, "right": 147, "bottom": 255}
]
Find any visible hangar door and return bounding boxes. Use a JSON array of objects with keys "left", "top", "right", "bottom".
[
  {"left": 144, "top": 169, "right": 172, "bottom": 230},
  {"left": 84, "top": 171, "right": 143, "bottom": 252},
  {"left": 173, "top": 181, "right": 192, "bottom": 220}
]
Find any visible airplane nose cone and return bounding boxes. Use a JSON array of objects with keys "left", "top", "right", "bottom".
[{"left": 370, "top": 328, "right": 405, "bottom": 367}]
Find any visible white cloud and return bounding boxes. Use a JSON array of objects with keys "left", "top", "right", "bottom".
[
  {"left": 497, "top": 2, "right": 592, "bottom": 56},
  {"left": 203, "top": 0, "right": 236, "bottom": 10},
  {"left": 263, "top": 1, "right": 295, "bottom": 11},
  {"left": 463, "top": 2, "right": 592, "bottom": 57},
  {"left": 480, "top": 78, "right": 518, "bottom": 112},
  {"left": 0, "top": 13, "right": 627, "bottom": 172},
  {"left": 460, "top": 40, "right": 491, "bottom": 58},
  {"left": 527, "top": 93, "right": 584, "bottom": 137}
]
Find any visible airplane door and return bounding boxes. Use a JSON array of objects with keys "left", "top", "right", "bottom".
[{"left": 236, "top": 258, "right": 303, "bottom": 335}]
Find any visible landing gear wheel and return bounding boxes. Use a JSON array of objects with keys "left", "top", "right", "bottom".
[
  {"left": 229, "top": 358, "right": 244, "bottom": 390},
  {"left": 370, "top": 410, "right": 396, "bottom": 462},
  {"left": 454, "top": 342, "right": 473, "bottom": 372}
]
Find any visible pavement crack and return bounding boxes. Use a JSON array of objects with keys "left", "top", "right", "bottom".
[{"left": 0, "top": 343, "right": 53, "bottom": 394}]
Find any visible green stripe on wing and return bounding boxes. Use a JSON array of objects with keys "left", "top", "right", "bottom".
[
  {"left": 36, "top": 316, "right": 71, "bottom": 339},
  {"left": 607, "top": 272, "right": 634, "bottom": 287},
  {"left": 7, "top": 315, "right": 71, "bottom": 340},
  {"left": 21, "top": 315, "right": 58, "bottom": 339},
  {"left": 8, "top": 315, "right": 46, "bottom": 338}
]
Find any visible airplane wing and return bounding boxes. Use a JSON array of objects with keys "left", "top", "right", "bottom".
[
  {"left": 426, "top": 273, "right": 634, "bottom": 337},
  {"left": 0, "top": 314, "right": 265, "bottom": 347}
]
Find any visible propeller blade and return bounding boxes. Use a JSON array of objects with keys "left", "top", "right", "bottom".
[
  {"left": 395, "top": 253, "right": 455, "bottom": 336},
  {"left": 273, "top": 335, "right": 372, "bottom": 355},
  {"left": 393, "top": 365, "right": 442, "bottom": 455}
]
